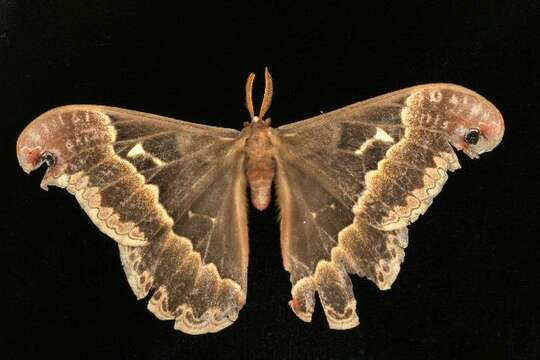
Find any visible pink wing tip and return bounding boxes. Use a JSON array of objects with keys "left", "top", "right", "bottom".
[
  {"left": 480, "top": 106, "right": 505, "bottom": 151},
  {"left": 16, "top": 113, "right": 65, "bottom": 190},
  {"left": 449, "top": 93, "right": 505, "bottom": 158},
  {"left": 16, "top": 124, "right": 45, "bottom": 174}
]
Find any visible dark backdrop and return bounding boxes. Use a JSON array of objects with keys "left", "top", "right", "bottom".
[{"left": 1, "top": 1, "right": 538, "bottom": 359}]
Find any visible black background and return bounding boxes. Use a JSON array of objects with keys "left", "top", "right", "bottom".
[{"left": 1, "top": 1, "right": 539, "bottom": 359}]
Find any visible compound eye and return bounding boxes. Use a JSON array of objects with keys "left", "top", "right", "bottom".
[{"left": 464, "top": 128, "right": 480, "bottom": 145}]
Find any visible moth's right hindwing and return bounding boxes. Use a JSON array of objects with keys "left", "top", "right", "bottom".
[{"left": 16, "top": 106, "right": 249, "bottom": 334}]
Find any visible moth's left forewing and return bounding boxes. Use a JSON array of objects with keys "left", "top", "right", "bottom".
[
  {"left": 17, "top": 106, "right": 249, "bottom": 334},
  {"left": 273, "top": 84, "right": 493, "bottom": 329}
]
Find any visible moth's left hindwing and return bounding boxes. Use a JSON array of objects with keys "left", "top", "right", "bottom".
[{"left": 16, "top": 106, "right": 249, "bottom": 334}]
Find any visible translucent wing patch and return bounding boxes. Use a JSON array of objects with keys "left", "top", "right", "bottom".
[{"left": 16, "top": 106, "right": 248, "bottom": 334}]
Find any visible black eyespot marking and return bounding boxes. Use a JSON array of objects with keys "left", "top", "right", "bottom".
[
  {"left": 464, "top": 129, "right": 480, "bottom": 145},
  {"left": 40, "top": 151, "right": 56, "bottom": 167}
]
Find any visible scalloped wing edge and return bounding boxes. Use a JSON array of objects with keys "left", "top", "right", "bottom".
[{"left": 45, "top": 168, "right": 247, "bottom": 334}]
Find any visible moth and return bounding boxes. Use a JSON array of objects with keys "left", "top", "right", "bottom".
[{"left": 16, "top": 69, "right": 504, "bottom": 334}]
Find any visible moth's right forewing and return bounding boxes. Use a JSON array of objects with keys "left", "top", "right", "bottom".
[{"left": 273, "top": 84, "right": 474, "bottom": 328}]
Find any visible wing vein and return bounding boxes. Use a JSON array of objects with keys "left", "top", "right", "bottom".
[{"left": 113, "top": 130, "right": 178, "bottom": 146}]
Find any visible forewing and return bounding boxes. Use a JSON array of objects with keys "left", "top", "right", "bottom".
[
  {"left": 274, "top": 84, "right": 465, "bottom": 328},
  {"left": 17, "top": 106, "right": 248, "bottom": 334}
]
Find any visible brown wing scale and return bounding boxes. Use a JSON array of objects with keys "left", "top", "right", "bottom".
[{"left": 16, "top": 106, "right": 248, "bottom": 334}]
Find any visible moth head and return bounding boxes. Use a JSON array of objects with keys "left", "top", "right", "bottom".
[
  {"left": 448, "top": 99, "right": 505, "bottom": 159},
  {"left": 245, "top": 67, "right": 273, "bottom": 124}
]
